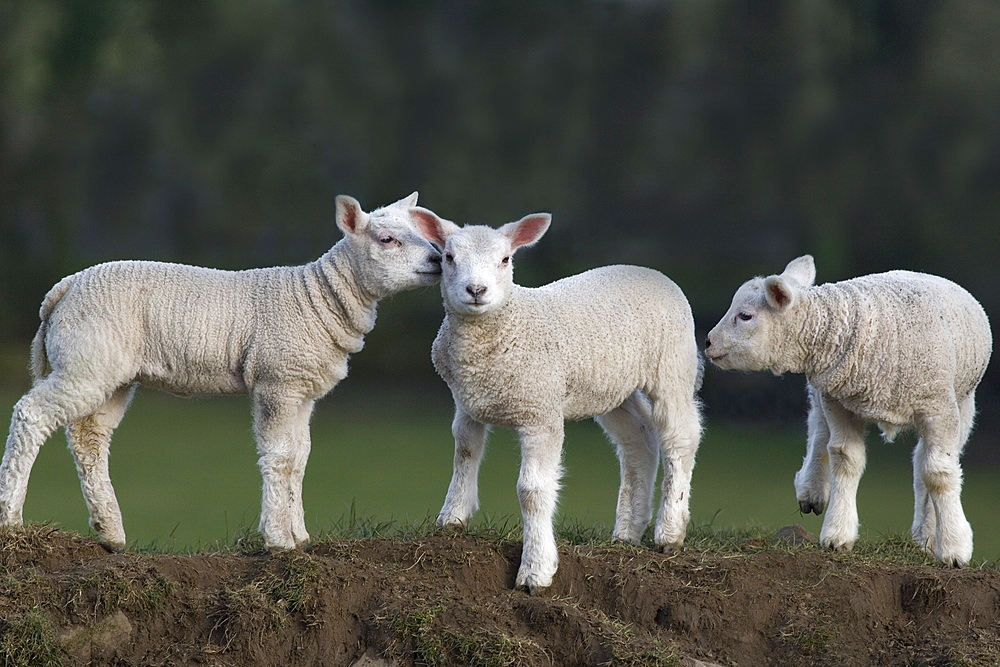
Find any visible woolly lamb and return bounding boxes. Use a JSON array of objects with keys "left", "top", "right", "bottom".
[
  {"left": 0, "top": 192, "right": 442, "bottom": 551},
  {"left": 409, "top": 207, "right": 703, "bottom": 593},
  {"left": 705, "top": 255, "right": 992, "bottom": 566}
]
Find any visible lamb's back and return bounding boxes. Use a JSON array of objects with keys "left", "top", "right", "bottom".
[
  {"left": 809, "top": 270, "right": 991, "bottom": 420},
  {"left": 46, "top": 260, "right": 305, "bottom": 394}
]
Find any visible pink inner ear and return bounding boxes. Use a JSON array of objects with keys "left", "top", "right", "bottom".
[
  {"left": 340, "top": 207, "right": 359, "bottom": 233},
  {"left": 411, "top": 211, "right": 445, "bottom": 245},
  {"left": 510, "top": 216, "right": 549, "bottom": 249},
  {"left": 767, "top": 280, "right": 792, "bottom": 309}
]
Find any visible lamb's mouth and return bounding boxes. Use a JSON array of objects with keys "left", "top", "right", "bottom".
[{"left": 706, "top": 352, "right": 728, "bottom": 365}]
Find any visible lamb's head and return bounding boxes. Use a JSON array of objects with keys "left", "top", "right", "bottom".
[
  {"left": 705, "top": 255, "right": 817, "bottom": 374},
  {"left": 409, "top": 207, "right": 551, "bottom": 316},
  {"left": 335, "top": 192, "right": 442, "bottom": 297}
]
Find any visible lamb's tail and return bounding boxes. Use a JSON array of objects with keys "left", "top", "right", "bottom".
[{"left": 30, "top": 274, "right": 75, "bottom": 382}]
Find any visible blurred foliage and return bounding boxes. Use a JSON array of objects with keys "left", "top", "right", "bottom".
[{"left": 1, "top": 0, "right": 998, "bottom": 419}]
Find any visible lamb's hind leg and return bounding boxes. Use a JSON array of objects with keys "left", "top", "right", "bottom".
[
  {"left": 914, "top": 398, "right": 974, "bottom": 567},
  {"left": 595, "top": 391, "right": 658, "bottom": 544},
  {"left": 67, "top": 384, "right": 136, "bottom": 552},
  {"left": 1, "top": 376, "right": 112, "bottom": 528},
  {"left": 648, "top": 388, "right": 702, "bottom": 552}
]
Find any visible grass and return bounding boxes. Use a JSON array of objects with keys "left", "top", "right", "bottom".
[
  {"left": 0, "top": 608, "right": 63, "bottom": 667},
  {"left": 3, "top": 384, "right": 999, "bottom": 561}
]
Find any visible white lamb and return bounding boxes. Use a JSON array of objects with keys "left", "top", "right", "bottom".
[
  {"left": 0, "top": 192, "right": 442, "bottom": 551},
  {"left": 705, "top": 255, "right": 992, "bottom": 566},
  {"left": 409, "top": 207, "right": 703, "bottom": 593}
]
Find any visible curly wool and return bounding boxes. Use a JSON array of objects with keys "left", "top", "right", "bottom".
[
  {"left": 788, "top": 271, "right": 990, "bottom": 436},
  {"left": 434, "top": 265, "right": 699, "bottom": 427},
  {"left": 1, "top": 193, "right": 441, "bottom": 552}
]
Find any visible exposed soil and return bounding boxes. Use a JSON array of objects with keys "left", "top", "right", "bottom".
[{"left": 1, "top": 527, "right": 999, "bottom": 666}]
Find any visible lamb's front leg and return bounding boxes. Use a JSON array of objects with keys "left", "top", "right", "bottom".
[
  {"left": 514, "top": 421, "right": 564, "bottom": 595},
  {"left": 796, "top": 384, "right": 831, "bottom": 515},
  {"left": 818, "top": 398, "right": 867, "bottom": 552},
  {"left": 437, "top": 408, "right": 489, "bottom": 529},
  {"left": 252, "top": 390, "right": 315, "bottom": 550}
]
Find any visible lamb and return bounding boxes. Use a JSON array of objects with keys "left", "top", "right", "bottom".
[
  {"left": 0, "top": 192, "right": 442, "bottom": 551},
  {"left": 409, "top": 207, "right": 703, "bottom": 593},
  {"left": 705, "top": 255, "right": 992, "bottom": 566}
]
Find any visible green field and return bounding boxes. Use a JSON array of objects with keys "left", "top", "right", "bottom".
[{"left": 4, "top": 385, "right": 999, "bottom": 562}]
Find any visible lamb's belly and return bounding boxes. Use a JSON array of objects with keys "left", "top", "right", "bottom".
[
  {"left": 838, "top": 393, "right": 913, "bottom": 430},
  {"left": 138, "top": 363, "right": 247, "bottom": 396},
  {"left": 452, "top": 381, "right": 632, "bottom": 427},
  {"left": 561, "top": 385, "right": 636, "bottom": 421}
]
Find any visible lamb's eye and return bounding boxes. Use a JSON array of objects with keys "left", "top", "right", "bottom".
[
  {"left": 737, "top": 312, "right": 753, "bottom": 322},
  {"left": 501, "top": 256, "right": 510, "bottom": 266},
  {"left": 378, "top": 234, "right": 396, "bottom": 245}
]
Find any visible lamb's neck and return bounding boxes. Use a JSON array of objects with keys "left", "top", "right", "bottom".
[
  {"left": 444, "top": 302, "right": 517, "bottom": 353},
  {"left": 798, "top": 285, "right": 856, "bottom": 395},
  {"left": 304, "top": 243, "right": 379, "bottom": 350}
]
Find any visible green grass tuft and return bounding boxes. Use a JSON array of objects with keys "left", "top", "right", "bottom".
[{"left": 0, "top": 608, "right": 64, "bottom": 667}]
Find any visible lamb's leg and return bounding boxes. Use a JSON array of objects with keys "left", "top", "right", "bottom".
[
  {"left": 910, "top": 435, "right": 936, "bottom": 554},
  {"left": 0, "top": 376, "right": 111, "bottom": 528},
  {"left": 595, "top": 391, "right": 658, "bottom": 544},
  {"left": 66, "top": 384, "right": 136, "bottom": 551},
  {"left": 818, "top": 397, "right": 867, "bottom": 552},
  {"left": 795, "top": 383, "right": 831, "bottom": 515},
  {"left": 252, "top": 390, "right": 315, "bottom": 550},
  {"left": 915, "top": 400, "right": 973, "bottom": 567},
  {"left": 648, "top": 391, "right": 702, "bottom": 552},
  {"left": 514, "top": 421, "right": 564, "bottom": 594},
  {"left": 437, "top": 408, "right": 489, "bottom": 529}
]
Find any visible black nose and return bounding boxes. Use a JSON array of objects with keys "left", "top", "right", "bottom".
[
  {"left": 704, "top": 337, "right": 712, "bottom": 349},
  {"left": 429, "top": 252, "right": 441, "bottom": 265},
  {"left": 467, "top": 284, "right": 487, "bottom": 298}
]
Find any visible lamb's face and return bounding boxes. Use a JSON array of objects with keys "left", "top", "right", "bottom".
[
  {"left": 705, "top": 255, "right": 817, "bottom": 374},
  {"left": 440, "top": 227, "right": 515, "bottom": 316},
  {"left": 409, "top": 207, "right": 551, "bottom": 317},
  {"left": 704, "top": 279, "right": 779, "bottom": 372},
  {"left": 336, "top": 193, "right": 442, "bottom": 298},
  {"left": 360, "top": 204, "right": 443, "bottom": 293}
]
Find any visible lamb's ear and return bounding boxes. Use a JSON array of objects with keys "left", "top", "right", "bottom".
[
  {"left": 336, "top": 195, "right": 369, "bottom": 235},
  {"left": 500, "top": 213, "right": 551, "bottom": 251},
  {"left": 409, "top": 207, "right": 459, "bottom": 246},
  {"left": 393, "top": 191, "right": 419, "bottom": 208},
  {"left": 763, "top": 275, "right": 798, "bottom": 312},
  {"left": 782, "top": 255, "right": 816, "bottom": 287}
]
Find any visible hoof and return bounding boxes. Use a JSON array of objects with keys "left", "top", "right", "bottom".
[
  {"left": 657, "top": 542, "right": 683, "bottom": 555},
  {"left": 798, "top": 501, "right": 825, "bottom": 516},
  {"left": 436, "top": 522, "right": 466, "bottom": 536},
  {"left": 526, "top": 583, "right": 549, "bottom": 596},
  {"left": 99, "top": 540, "right": 126, "bottom": 554}
]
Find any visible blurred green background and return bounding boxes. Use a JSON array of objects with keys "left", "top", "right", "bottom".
[
  {"left": 1, "top": 1, "right": 998, "bottom": 556},
  {"left": 12, "top": 382, "right": 1000, "bottom": 560}
]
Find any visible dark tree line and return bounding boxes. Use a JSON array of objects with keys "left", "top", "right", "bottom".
[{"left": 2, "top": 0, "right": 998, "bottom": 419}]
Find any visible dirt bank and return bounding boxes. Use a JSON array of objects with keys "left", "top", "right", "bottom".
[{"left": 1, "top": 527, "right": 998, "bottom": 666}]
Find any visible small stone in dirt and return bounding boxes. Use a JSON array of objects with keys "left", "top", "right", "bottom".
[
  {"left": 681, "top": 657, "right": 727, "bottom": 667},
  {"left": 775, "top": 524, "right": 817, "bottom": 546},
  {"left": 350, "top": 651, "right": 396, "bottom": 667},
  {"left": 60, "top": 610, "right": 133, "bottom": 662}
]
